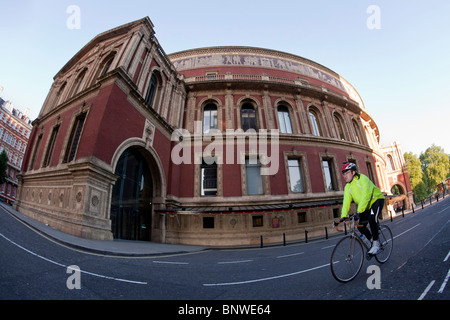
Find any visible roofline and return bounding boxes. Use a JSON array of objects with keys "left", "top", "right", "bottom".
[
  {"left": 55, "top": 17, "right": 154, "bottom": 78},
  {"left": 169, "top": 45, "right": 341, "bottom": 80}
]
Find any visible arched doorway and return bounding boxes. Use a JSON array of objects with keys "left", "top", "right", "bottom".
[
  {"left": 111, "top": 148, "right": 153, "bottom": 241},
  {"left": 390, "top": 184, "right": 406, "bottom": 213}
]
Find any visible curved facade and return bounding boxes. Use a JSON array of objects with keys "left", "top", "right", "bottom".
[{"left": 14, "top": 17, "right": 412, "bottom": 246}]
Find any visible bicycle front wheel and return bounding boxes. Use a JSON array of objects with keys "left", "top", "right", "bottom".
[
  {"left": 330, "top": 236, "right": 364, "bottom": 283},
  {"left": 375, "top": 225, "right": 393, "bottom": 263}
]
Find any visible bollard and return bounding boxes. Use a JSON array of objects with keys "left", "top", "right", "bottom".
[
  {"left": 412, "top": 205, "right": 415, "bottom": 213},
  {"left": 344, "top": 223, "right": 347, "bottom": 235},
  {"left": 430, "top": 196, "right": 432, "bottom": 206},
  {"left": 421, "top": 200, "right": 424, "bottom": 210},
  {"left": 283, "top": 233, "right": 286, "bottom": 246},
  {"left": 325, "top": 227, "right": 328, "bottom": 239},
  {"left": 305, "top": 229, "right": 308, "bottom": 243},
  {"left": 402, "top": 207, "right": 404, "bottom": 218},
  {"left": 260, "top": 235, "right": 263, "bottom": 248},
  {"left": 390, "top": 213, "right": 393, "bottom": 222}
]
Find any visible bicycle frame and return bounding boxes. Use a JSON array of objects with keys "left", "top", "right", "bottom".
[{"left": 334, "top": 215, "right": 371, "bottom": 250}]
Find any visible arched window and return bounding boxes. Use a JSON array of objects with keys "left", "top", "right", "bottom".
[
  {"left": 241, "top": 103, "right": 257, "bottom": 131},
  {"left": 352, "top": 120, "right": 363, "bottom": 144},
  {"left": 70, "top": 68, "right": 87, "bottom": 98},
  {"left": 386, "top": 155, "right": 395, "bottom": 171},
  {"left": 99, "top": 54, "right": 115, "bottom": 77},
  {"left": 333, "top": 114, "right": 345, "bottom": 140},
  {"left": 309, "top": 110, "right": 322, "bottom": 136},
  {"left": 278, "top": 105, "right": 293, "bottom": 134},
  {"left": 203, "top": 103, "right": 218, "bottom": 133},
  {"left": 145, "top": 74, "right": 158, "bottom": 108},
  {"left": 54, "top": 82, "right": 67, "bottom": 108}
]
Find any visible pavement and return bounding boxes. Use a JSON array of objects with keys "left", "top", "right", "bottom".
[{"left": 0, "top": 203, "right": 206, "bottom": 257}]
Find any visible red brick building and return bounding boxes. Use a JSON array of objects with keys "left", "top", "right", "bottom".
[
  {"left": 0, "top": 102, "right": 32, "bottom": 204},
  {"left": 14, "top": 17, "right": 412, "bottom": 245}
]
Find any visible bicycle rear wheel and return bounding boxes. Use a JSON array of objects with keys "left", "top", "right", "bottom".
[
  {"left": 375, "top": 225, "right": 393, "bottom": 263},
  {"left": 330, "top": 235, "right": 364, "bottom": 283}
]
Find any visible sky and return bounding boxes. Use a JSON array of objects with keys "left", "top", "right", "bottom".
[{"left": 1, "top": 0, "right": 449, "bottom": 156}]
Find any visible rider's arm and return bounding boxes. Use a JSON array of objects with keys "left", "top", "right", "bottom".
[{"left": 341, "top": 184, "right": 352, "bottom": 219}]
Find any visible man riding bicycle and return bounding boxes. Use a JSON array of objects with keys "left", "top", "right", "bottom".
[{"left": 340, "top": 162, "right": 385, "bottom": 255}]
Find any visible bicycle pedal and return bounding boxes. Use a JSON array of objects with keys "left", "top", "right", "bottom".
[{"left": 366, "top": 253, "right": 373, "bottom": 260}]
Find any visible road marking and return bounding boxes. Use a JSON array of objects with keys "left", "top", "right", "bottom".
[
  {"left": 217, "top": 259, "right": 253, "bottom": 264},
  {"left": 437, "top": 206, "right": 450, "bottom": 214},
  {"left": 153, "top": 261, "right": 189, "bottom": 265},
  {"left": 393, "top": 223, "right": 420, "bottom": 239},
  {"left": 0, "top": 232, "right": 147, "bottom": 285},
  {"left": 276, "top": 252, "right": 304, "bottom": 258},
  {"left": 444, "top": 250, "right": 450, "bottom": 262},
  {"left": 321, "top": 245, "right": 335, "bottom": 250},
  {"left": 418, "top": 280, "right": 435, "bottom": 300},
  {"left": 438, "top": 269, "right": 450, "bottom": 293},
  {"left": 203, "top": 263, "right": 331, "bottom": 286}
]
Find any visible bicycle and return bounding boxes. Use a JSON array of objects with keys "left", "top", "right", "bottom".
[{"left": 330, "top": 214, "right": 393, "bottom": 283}]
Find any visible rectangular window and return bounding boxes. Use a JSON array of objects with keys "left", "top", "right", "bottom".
[
  {"left": 64, "top": 113, "right": 86, "bottom": 163},
  {"left": 43, "top": 126, "right": 60, "bottom": 167},
  {"left": 298, "top": 212, "right": 306, "bottom": 223},
  {"left": 333, "top": 208, "right": 340, "bottom": 219},
  {"left": 288, "top": 159, "right": 304, "bottom": 193},
  {"left": 252, "top": 215, "right": 263, "bottom": 227},
  {"left": 201, "top": 159, "right": 217, "bottom": 196},
  {"left": 246, "top": 157, "right": 263, "bottom": 195},
  {"left": 322, "top": 159, "right": 336, "bottom": 191},
  {"left": 203, "top": 217, "right": 215, "bottom": 229}
]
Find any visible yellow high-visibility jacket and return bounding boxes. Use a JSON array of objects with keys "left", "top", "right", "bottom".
[{"left": 341, "top": 173, "right": 385, "bottom": 218}]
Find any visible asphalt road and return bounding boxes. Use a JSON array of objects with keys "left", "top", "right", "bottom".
[{"left": 1, "top": 197, "right": 449, "bottom": 306}]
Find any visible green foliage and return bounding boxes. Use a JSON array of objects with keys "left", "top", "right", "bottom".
[
  {"left": 420, "top": 144, "right": 450, "bottom": 194},
  {"left": 405, "top": 144, "right": 450, "bottom": 200}
]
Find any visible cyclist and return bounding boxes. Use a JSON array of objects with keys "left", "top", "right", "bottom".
[{"left": 340, "top": 162, "right": 385, "bottom": 255}]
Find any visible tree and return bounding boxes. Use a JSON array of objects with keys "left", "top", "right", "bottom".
[
  {"left": 0, "top": 150, "right": 8, "bottom": 185},
  {"left": 404, "top": 152, "right": 427, "bottom": 201},
  {"left": 404, "top": 152, "right": 422, "bottom": 188},
  {"left": 419, "top": 144, "right": 450, "bottom": 195}
]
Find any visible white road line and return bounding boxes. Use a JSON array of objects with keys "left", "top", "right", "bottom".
[
  {"left": 393, "top": 223, "right": 421, "bottom": 240},
  {"left": 321, "top": 245, "right": 336, "bottom": 250},
  {"left": 153, "top": 261, "right": 189, "bottom": 265},
  {"left": 203, "top": 263, "right": 331, "bottom": 286},
  {"left": 438, "top": 269, "right": 450, "bottom": 294},
  {"left": 418, "top": 280, "right": 435, "bottom": 300},
  {"left": 0, "top": 232, "right": 147, "bottom": 285},
  {"left": 217, "top": 260, "right": 253, "bottom": 264},
  {"left": 444, "top": 250, "right": 450, "bottom": 262},
  {"left": 276, "top": 252, "right": 304, "bottom": 258}
]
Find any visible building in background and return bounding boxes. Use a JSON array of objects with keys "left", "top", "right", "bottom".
[
  {"left": 14, "top": 17, "right": 413, "bottom": 245},
  {"left": 0, "top": 96, "right": 32, "bottom": 204},
  {"left": 380, "top": 142, "right": 414, "bottom": 212}
]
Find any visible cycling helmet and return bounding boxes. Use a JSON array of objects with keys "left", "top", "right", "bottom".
[{"left": 341, "top": 162, "right": 357, "bottom": 173}]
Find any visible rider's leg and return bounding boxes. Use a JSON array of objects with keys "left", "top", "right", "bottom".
[
  {"left": 357, "top": 211, "right": 372, "bottom": 241},
  {"left": 368, "top": 199, "right": 384, "bottom": 255},
  {"left": 368, "top": 199, "right": 384, "bottom": 241}
]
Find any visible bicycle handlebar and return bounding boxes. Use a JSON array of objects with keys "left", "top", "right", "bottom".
[{"left": 332, "top": 213, "right": 362, "bottom": 231}]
